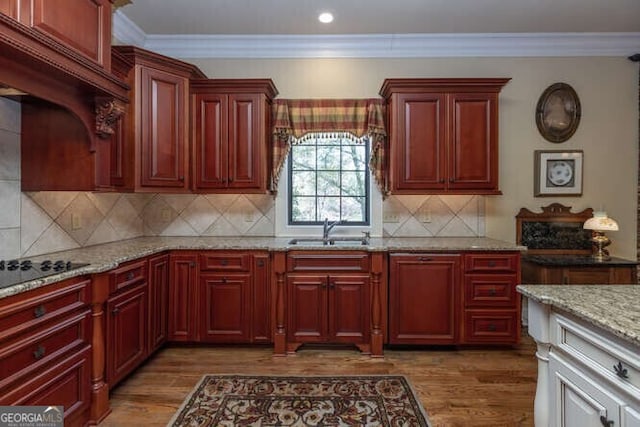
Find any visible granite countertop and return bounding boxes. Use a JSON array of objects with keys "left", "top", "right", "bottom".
[
  {"left": 517, "top": 284, "right": 640, "bottom": 348},
  {"left": 1, "top": 236, "right": 524, "bottom": 299}
]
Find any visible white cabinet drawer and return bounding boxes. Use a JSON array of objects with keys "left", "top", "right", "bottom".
[{"left": 551, "top": 312, "right": 640, "bottom": 400}]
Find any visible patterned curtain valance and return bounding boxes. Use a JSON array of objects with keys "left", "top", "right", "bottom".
[{"left": 271, "top": 98, "right": 387, "bottom": 196}]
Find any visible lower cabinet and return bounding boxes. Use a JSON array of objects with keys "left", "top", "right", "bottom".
[
  {"left": 105, "top": 260, "right": 148, "bottom": 387},
  {"left": 200, "top": 273, "right": 251, "bottom": 342},
  {"left": 148, "top": 253, "right": 169, "bottom": 354},
  {"left": 389, "top": 254, "right": 460, "bottom": 344},
  {"left": 0, "top": 277, "right": 93, "bottom": 427},
  {"left": 168, "top": 252, "right": 199, "bottom": 341},
  {"left": 389, "top": 251, "right": 521, "bottom": 346}
]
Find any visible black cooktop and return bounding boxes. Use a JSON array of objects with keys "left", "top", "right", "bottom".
[{"left": 0, "top": 259, "right": 90, "bottom": 290}]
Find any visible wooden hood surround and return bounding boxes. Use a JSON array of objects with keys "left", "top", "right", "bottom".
[{"left": 0, "top": 2, "right": 129, "bottom": 190}]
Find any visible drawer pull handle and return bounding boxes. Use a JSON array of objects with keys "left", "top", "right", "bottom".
[
  {"left": 418, "top": 257, "right": 432, "bottom": 262},
  {"left": 34, "top": 305, "right": 46, "bottom": 318},
  {"left": 126, "top": 272, "right": 135, "bottom": 281},
  {"left": 487, "top": 324, "right": 497, "bottom": 332},
  {"left": 600, "top": 415, "right": 614, "bottom": 427},
  {"left": 33, "top": 345, "right": 46, "bottom": 360},
  {"left": 221, "top": 259, "right": 228, "bottom": 266},
  {"left": 488, "top": 288, "right": 497, "bottom": 296},
  {"left": 257, "top": 260, "right": 265, "bottom": 267},
  {"left": 488, "top": 261, "right": 496, "bottom": 267},
  {"left": 614, "top": 361, "right": 629, "bottom": 379}
]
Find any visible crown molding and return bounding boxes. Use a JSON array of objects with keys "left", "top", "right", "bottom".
[{"left": 112, "top": 12, "right": 640, "bottom": 59}]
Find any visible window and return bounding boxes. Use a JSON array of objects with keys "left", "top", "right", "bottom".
[{"left": 288, "top": 133, "right": 370, "bottom": 225}]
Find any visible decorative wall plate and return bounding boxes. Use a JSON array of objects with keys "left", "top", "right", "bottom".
[{"left": 535, "top": 83, "right": 581, "bottom": 143}]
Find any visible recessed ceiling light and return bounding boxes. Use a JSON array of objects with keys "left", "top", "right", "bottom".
[{"left": 318, "top": 12, "right": 334, "bottom": 24}]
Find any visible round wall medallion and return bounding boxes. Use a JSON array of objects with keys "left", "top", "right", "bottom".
[{"left": 535, "top": 82, "right": 581, "bottom": 143}]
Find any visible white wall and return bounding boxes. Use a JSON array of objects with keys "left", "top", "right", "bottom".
[{"left": 188, "top": 56, "right": 640, "bottom": 259}]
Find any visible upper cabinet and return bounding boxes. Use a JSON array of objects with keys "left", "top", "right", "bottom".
[
  {"left": 380, "top": 78, "right": 510, "bottom": 195},
  {"left": 191, "top": 80, "right": 278, "bottom": 193},
  {"left": 111, "top": 46, "right": 206, "bottom": 192}
]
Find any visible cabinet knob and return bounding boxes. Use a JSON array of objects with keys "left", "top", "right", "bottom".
[
  {"left": 488, "top": 261, "right": 496, "bottom": 267},
  {"left": 257, "top": 260, "right": 265, "bottom": 267},
  {"left": 190, "top": 262, "right": 196, "bottom": 268},
  {"left": 127, "top": 272, "right": 135, "bottom": 281},
  {"left": 221, "top": 277, "right": 227, "bottom": 283},
  {"left": 487, "top": 323, "right": 497, "bottom": 332},
  {"left": 33, "top": 305, "right": 47, "bottom": 318},
  {"left": 613, "top": 361, "right": 629, "bottom": 379},
  {"left": 228, "top": 178, "right": 233, "bottom": 183},
  {"left": 33, "top": 345, "right": 46, "bottom": 360},
  {"left": 600, "top": 415, "right": 614, "bottom": 427},
  {"left": 220, "top": 259, "right": 228, "bottom": 266},
  {"left": 329, "top": 282, "right": 335, "bottom": 289},
  {"left": 179, "top": 176, "right": 184, "bottom": 181},
  {"left": 488, "top": 288, "right": 497, "bottom": 296},
  {"left": 112, "top": 308, "right": 120, "bottom": 315}
]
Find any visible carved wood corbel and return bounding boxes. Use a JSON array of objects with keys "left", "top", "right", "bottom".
[{"left": 95, "top": 97, "right": 126, "bottom": 138}]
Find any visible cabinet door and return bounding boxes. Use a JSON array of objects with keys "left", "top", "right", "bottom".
[
  {"left": 549, "top": 353, "right": 622, "bottom": 427},
  {"left": 148, "top": 254, "right": 169, "bottom": 354},
  {"left": 168, "top": 253, "right": 198, "bottom": 342},
  {"left": 252, "top": 254, "right": 271, "bottom": 343},
  {"left": 328, "top": 274, "right": 370, "bottom": 343},
  {"left": 287, "top": 274, "right": 327, "bottom": 342},
  {"left": 107, "top": 284, "right": 147, "bottom": 386},
  {"left": 199, "top": 273, "right": 251, "bottom": 343},
  {"left": 227, "top": 93, "right": 264, "bottom": 190},
  {"left": 139, "top": 66, "right": 188, "bottom": 189},
  {"left": 389, "top": 254, "right": 460, "bottom": 344},
  {"left": 448, "top": 93, "right": 498, "bottom": 191},
  {"left": 390, "top": 93, "right": 447, "bottom": 191},
  {"left": 193, "top": 93, "right": 228, "bottom": 189}
]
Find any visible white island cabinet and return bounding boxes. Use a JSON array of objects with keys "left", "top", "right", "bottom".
[{"left": 518, "top": 285, "right": 640, "bottom": 427}]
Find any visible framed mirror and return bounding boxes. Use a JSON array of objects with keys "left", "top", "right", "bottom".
[{"left": 535, "top": 83, "right": 581, "bottom": 143}]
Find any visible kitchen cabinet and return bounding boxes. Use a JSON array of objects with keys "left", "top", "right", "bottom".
[
  {"left": 0, "top": 276, "right": 93, "bottom": 426},
  {"left": 148, "top": 253, "right": 169, "bottom": 354},
  {"left": 462, "top": 252, "right": 520, "bottom": 344},
  {"left": 168, "top": 252, "right": 199, "bottom": 342},
  {"left": 191, "top": 80, "right": 278, "bottom": 192},
  {"left": 380, "top": 78, "right": 510, "bottom": 194},
  {"left": 280, "top": 251, "right": 383, "bottom": 355},
  {"left": 389, "top": 254, "right": 460, "bottom": 344},
  {"left": 105, "top": 260, "right": 148, "bottom": 387},
  {"left": 522, "top": 256, "right": 637, "bottom": 285},
  {"left": 111, "top": 46, "right": 206, "bottom": 192}
]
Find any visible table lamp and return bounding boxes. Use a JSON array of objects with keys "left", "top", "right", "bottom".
[{"left": 583, "top": 211, "right": 619, "bottom": 261}]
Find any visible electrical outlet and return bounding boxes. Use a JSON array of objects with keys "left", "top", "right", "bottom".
[
  {"left": 71, "top": 213, "right": 82, "bottom": 230},
  {"left": 383, "top": 213, "right": 400, "bottom": 223},
  {"left": 161, "top": 209, "right": 172, "bottom": 221}
]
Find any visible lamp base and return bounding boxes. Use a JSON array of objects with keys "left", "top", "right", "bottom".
[{"left": 591, "top": 232, "right": 612, "bottom": 262}]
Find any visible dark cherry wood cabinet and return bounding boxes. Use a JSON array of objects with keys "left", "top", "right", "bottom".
[
  {"left": 168, "top": 252, "right": 199, "bottom": 342},
  {"left": 0, "top": 277, "right": 93, "bottom": 426},
  {"left": 389, "top": 254, "right": 460, "bottom": 344},
  {"left": 200, "top": 273, "right": 251, "bottom": 342},
  {"left": 191, "top": 80, "right": 278, "bottom": 192},
  {"left": 105, "top": 260, "right": 148, "bottom": 387},
  {"left": 521, "top": 257, "right": 637, "bottom": 285},
  {"left": 111, "top": 46, "right": 206, "bottom": 192},
  {"left": 462, "top": 252, "right": 521, "bottom": 344},
  {"left": 148, "top": 253, "right": 169, "bottom": 354},
  {"left": 252, "top": 254, "right": 271, "bottom": 343},
  {"left": 278, "top": 251, "right": 384, "bottom": 355},
  {"left": 380, "top": 78, "right": 510, "bottom": 194}
]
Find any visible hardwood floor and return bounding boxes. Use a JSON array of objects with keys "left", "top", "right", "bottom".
[{"left": 101, "top": 333, "right": 537, "bottom": 427}]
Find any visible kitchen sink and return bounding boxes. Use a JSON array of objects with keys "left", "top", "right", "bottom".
[{"left": 287, "top": 237, "right": 369, "bottom": 246}]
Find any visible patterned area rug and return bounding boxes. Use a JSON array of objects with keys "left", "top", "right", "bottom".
[{"left": 168, "top": 374, "right": 431, "bottom": 426}]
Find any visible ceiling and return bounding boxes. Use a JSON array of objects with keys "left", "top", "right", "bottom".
[{"left": 118, "top": 0, "right": 640, "bottom": 35}]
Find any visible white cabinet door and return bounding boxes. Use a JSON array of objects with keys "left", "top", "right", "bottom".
[
  {"left": 550, "top": 353, "right": 622, "bottom": 427},
  {"left": 623, "top": 406, "right": 640, "bottom": 427}
]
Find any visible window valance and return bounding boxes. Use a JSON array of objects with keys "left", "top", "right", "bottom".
[{"left": 271, "top": 98, "right": 387, "bottom": 195}]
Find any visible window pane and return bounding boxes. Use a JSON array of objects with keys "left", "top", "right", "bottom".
[
  {"left": 291, "top": 144, "right": 316, "bottom": 170},
  {"left": 342, "top": 197, "right": 366, "bottom": 222},
  {"left": 341, "top": 145, "right": 367, "bottom": 170},
  {"left": 291, "top": 196, "right": 316, "bottom": 222},
  {"left": 318, "top": 196, "right": 340, "bottom": 221},
  {"left": 341, "top": 172, "right": 366, "bottom": 196},
  {"left": 317, "top": 146, "right": 341, "bottom": 170},
  {"left": 317, "top": 171, "right": 340, "bottom": 196},
  {"left": 291, "top": 171, "right": 316, "bottom": 196}
]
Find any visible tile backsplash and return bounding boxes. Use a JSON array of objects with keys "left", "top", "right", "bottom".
[{"left": 0, "top": 97, "right": 485, "bottom": 258}]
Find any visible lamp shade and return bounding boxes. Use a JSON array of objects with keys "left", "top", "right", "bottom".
[{"left": 583, "top": 211, "right": 619, "bottom": 231}]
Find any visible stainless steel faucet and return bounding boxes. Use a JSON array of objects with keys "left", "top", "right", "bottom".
[{"left": 322, "top": 218, "right": 341, "bottom": 240}]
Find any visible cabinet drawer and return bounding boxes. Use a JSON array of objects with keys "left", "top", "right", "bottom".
[
  {"left": 464, "top": 253, "right": 519, "bottom": 273},
  {"left": 0, "top": 310, "right": 91, "bottom": 389},
  {"left": 200, "top": 253, "right": 251, "bottom": 272},
  {"left": 463, "top": 311, "right": 518, "bottom": 343},
  {"left": 111, "top": 259, "right": 147, "bottom": 293},
  {"left": 0, "top": 345, "right": 91, "bottom": 423},
  {"left": 464, "top": 274, "right": 518, "bottom": 308},
  {"left": 551, "top": 313, "right": 640, "bottom": 396},
  {"left": 0, "top": 277, "right": 90, "bottom": 342},
  {"left": 287, "top": 252, "right": 370, "bottom": 272}
]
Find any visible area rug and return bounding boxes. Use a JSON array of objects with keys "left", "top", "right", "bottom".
[{"left": 168, "top": 374, "right": 431, "bottom": 426}]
